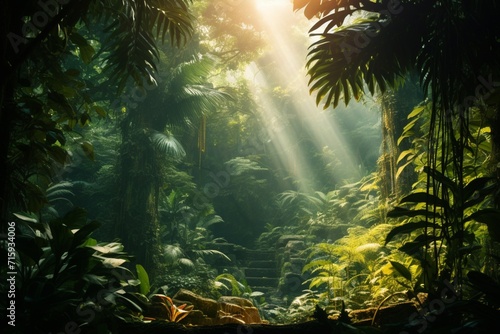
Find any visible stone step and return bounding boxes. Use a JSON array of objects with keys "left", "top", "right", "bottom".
[
  {"left": 243, "top": 250, "right": 276, "bottom": 261},
  {"left": 245, "top": 277, "right": 279, "bottom": 287},
  {"left": 246, "top": 260, "right": 278, "bottom": 269},
  {"left": 245, "top": 267, "right": 279, "bottom": 278},
  {"left": 248, "top": 286, "right": 276, "bottom": 294}
]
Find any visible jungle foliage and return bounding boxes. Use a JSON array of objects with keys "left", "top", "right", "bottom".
[{"left": 2, "top": 0, "right": 500, "bottom": 333}]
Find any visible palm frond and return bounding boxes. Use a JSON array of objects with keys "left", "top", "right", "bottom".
[
  {"left": 93, "top": 0, "right": 194, "bottom": 92},
  {"left": 163, "top": 57, "right": 232, "bottom": 126},
  {"left": 172, "top": 56, "right": 216, "bottom": 85},
  {"left": 150, "top": 130, "right": 186, "bottom": 158},
  {"left": 150, "top": 0, "right": 194, "bottom": 47},
  {"left": 302, "top": 0, "right": 500, "bottom": 111},
  {"left": 191, "top": 249, "right": 231, "bottom": 262},
  {"left": 307, "top": 10, "right": 423, "bottom": 108},
  {"left": 164, "top": 244, "right": 185, "bottom": 264}
]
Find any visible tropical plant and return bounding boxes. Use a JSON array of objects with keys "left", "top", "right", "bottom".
[
  {"left": 384, "top": 102, "right": 499, "bottom": 294},
  {"left": 143, "top": 294, "right": 194, "bottom": 322},
  {"left": 215, "top": 273, "right": 252, "bottom": 297},
  {"left": 0, "top": 208, "right": 145, "bottom": 333},
  {"left": 276, "top": 190, "right": 325, "bottom": 225},
  {"left": 302, "top": 224, "right": 415, "bottom": 309},
  {"left": 285, "top": 289, "right": 321, "bottom": 324}
]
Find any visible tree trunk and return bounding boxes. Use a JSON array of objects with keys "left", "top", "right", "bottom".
[
  {"left": 115, "top": 115, "right": 162, "bottom": 277},
  {"left": 378, "top": 76, "right": 423, "bottom": 202}
]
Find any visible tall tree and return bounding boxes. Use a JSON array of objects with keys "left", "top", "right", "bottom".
[{"left": 114, "top": 55, "right": 229, "bottom": 275}]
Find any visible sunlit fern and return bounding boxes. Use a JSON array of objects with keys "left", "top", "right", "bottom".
[
  {"left": 215, "top": 273, "right": 251, "bottom": 296},
  {"left": 164, "top": 244, "right": 194, "bottom": 271}
]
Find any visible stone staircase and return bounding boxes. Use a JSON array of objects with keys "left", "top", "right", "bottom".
[
  {"left": 241, "top": 250, "right": 280, "bottom": 293},
  {"left": 207, "top": 243, "right": 280, "bottom": 293}
]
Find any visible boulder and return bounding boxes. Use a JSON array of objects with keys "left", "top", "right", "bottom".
[
  {"left": 175, "top": 289, "right": 263, "bottom": 326},
  {"left": 182, "top": 310, "right": 212, "bottom": 326},
  {"left": 218, "top": 296, "right": 254, "bottom": 308},
  {"left": 218, "top": 301, "right": 261, "bottom": 324},
  {"left": 173, "top": 289, "right": 218, "bottom": 318}
]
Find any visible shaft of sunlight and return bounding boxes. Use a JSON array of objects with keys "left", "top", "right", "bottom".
[
  {"left": 248, "top": 0, "right": 363, "bottom": 191},
  {"left": 245, "top": 63, "right": 315, "bottom": 192}
]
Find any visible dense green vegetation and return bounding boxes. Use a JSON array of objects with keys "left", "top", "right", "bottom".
[{"left": 1, "top": 0, "right": 500, "bottom": 333}]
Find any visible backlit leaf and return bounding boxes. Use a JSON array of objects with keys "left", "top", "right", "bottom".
[{"left": 389, "top": 261, "right": 412, "bottom": 282}]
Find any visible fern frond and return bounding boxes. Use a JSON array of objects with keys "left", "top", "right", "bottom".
[{"left": 191, "top": 249, "right": 231, "bottom": 262}]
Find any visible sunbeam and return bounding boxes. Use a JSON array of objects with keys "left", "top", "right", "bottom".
[{"left": 248, "top": 0, "right": 372, "bottom": 191}]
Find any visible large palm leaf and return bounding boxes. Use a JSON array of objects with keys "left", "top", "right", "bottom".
[
  {"left": 93, "top": 0, "right": 194, "bottom": 92},
  {"left": 162, "top": 56, "right": 231, "bottom": 127},
  {"left": 295, "top": 0, "right": 500, "bottom": 110}
]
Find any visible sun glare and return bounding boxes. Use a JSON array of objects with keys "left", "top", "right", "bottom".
[{"left": 255, "top": 0, "right": 290, "bottom": 7}]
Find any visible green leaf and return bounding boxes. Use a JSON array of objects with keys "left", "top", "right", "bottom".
[
  {"left": 63, "top": 207, "right": 88, "bottom": 229},
  {"left": 385, "top": 221, "right": 441, "bottom": 244},
  {"left": 407, "top": 105, "right": 425, "bottom": 118},
  {"left": 92, "top": 105, "right": 107, "bottom": 118},
  {"left": 115, "top": 293, "right": 143, "bottom": 312},
  {"left": 83, "top": 274, "right": 109, "bottom": 286},
  {"left": 71, "top": 221, "right": 101, "bottom": 249},
  {"left": 387, "top": 207, "right": 440, "bottom": 219},
  {"left": 389, "top": 261, "right": 412, "bottom": 282},
  {"left": 48, "top": 220, "right": 74, "bottom": 257},
  {"left": 88, "top": 242, "right": 124, "bottom": 254},
  {"left": 463, "top": 177, "right": 493, "bottom": 202},
  {"left": 13, "top": 212, "right": 38, "bottom": 223},
  {"left": 399, "top": 235, "right": 439, "bottom": 256},
  {"left": 464, "top": 177, "right": 493, "bottom": 194},
  {"left": 136, "top": 264, "right": 150, "bottom": 296},
  {"left": 423, "top": 166, "right": 458, "bottom": 195},
  {"left": 80, "top": 141, "right": 95, "bottom": 161},
  {"left": 70, "top": 32, "right": 95, "bottom": 64},
  {"left": 96, "top": 256, "right": 127, "bottom": 268},
  {"left": 399, "top": 192, "right": 448, "bottom": 208},
  {"left": 395, "top": 160, "right": 413, "bottom": 180},
  {"left": 397, "top": 149, "right": 415, "bottom": 164},
  {"left": 467, "top": 209, "right": 500, "bottom": 242}
]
